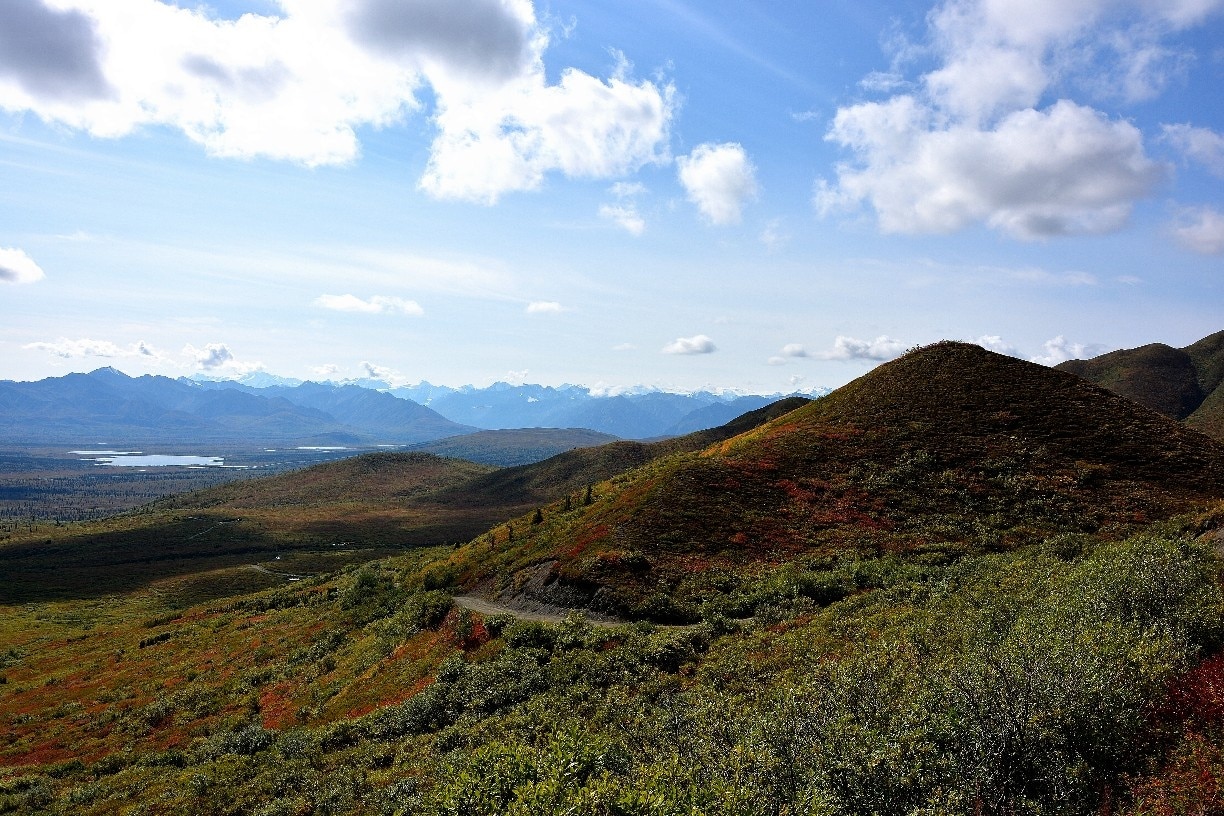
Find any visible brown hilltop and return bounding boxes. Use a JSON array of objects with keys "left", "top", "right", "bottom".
[
  {"left": 1058, "top": 329, "right": 1224, "bottom": 440},
  {"left": 456, "top": 342, "right": 1224, "bottom": 618}
]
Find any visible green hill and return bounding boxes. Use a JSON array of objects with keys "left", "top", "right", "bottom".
[
  {"left": 1057, "top": 329, "right": 1224, "bottom": 439},
  {"left": 453, "top": 342, "right": 1224, "bottom": 619},
  {"left": 404, "top": 427, "right": 620, "bottom": 466}
]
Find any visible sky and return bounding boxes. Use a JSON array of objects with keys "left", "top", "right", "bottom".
[{"left": 2, "top": 0, "right": 1223, "bottom": 395}]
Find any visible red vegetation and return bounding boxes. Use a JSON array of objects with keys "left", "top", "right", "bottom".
[
  {"left": 1154, "top": 653, "right": 1224, "bottom": 734},
  {"left": 260, "top": 679, "right": 300, "bottom": 730},
  {"left": 1127, "top": 734, "right": 1224, "bottom": 815}
]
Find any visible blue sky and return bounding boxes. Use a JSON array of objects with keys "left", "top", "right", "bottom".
[{"left": 2, "top": 0, "right": 1222, "bottom": 394}]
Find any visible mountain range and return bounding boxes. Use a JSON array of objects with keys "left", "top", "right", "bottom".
[
  {"left": 198, "top": 371, "right": 801, "bottom": 437},
  {"left": 0, "top": 369, "right": 797, "bottom": 447},
  {"left": 0, "top": 368, "right": 471, "bottom": 446}
]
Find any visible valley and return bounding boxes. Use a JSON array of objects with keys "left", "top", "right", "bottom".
[
  {"left": 0, "top": 445, "right": 379, "bottom": 528},
  {"left": 1, "top": 341, "right": 1224, "bottom": 814}
]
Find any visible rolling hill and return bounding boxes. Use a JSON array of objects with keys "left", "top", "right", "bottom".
[
  {"left": 450, "top": 342, "right": 1224, "bottom": 619},
  {"left": 1057, "top": 329, "right": 1224, "bottom": 440},
  {"left": 403, "top": 427, "right": 620, "bottom": 466},
  {"left": 0, "top": 398, "right": 808, "bottom": 604}
]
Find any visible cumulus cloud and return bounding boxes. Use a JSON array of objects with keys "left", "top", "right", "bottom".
[
  {"left": 190, "top": 342, "right": 233, "bottom": 370},
  {"left": 0, "top": 0, "right": 111, "bottom": 102},
  {"left": 314, "top": 294, "right": 424, "bottom": 315},
  {"left": 970, "top": 335, "right": 1019, "bottom": 356},
  {"left": 359, "top": 360, "right": 411, "bottom": 387},
  {"left": 768, "top": 343, "right": 811, "bottom": 365},
  {"left": 1172, "top": 207, "right": 1224, "bottom": 254},
  {"left": 1030, "top": 335, "right": 1105, "bottom": 366},
  {"left": 1163, "top": 123, "right": 1224, "bottom": 176},
  {"left": 525, "top": 300, "right": 563, "bottom": 314},
  {"left": 23, "top": 337, "right": 161, "bottom": 359},
  {"left": 815, "top": 335, "right": 907, "bottom": 362},
  {"left": 815, "top": 0, "right": 1220, "bottom": 239},
  {"left": 421, "top": 61, "right": 674, "bottom": 203},
  {"left": 313, "top": 363, "right": 343, "bottom": 379},
  {"left": 184, "top": 342, "right": 262, "bottom": 374},
  {"left": 343, "top": 0, "right": 535, "bottom": 84},
  {"left": 662, "top": 334, "right": 717, "bottom": 355},
  {"left": 818, "top": 99, "right": 1164, "bottom": 238},
  {"left": 0, "top": 247, "right": 46, "bottom": 284},
  {"left": 780, "top": 343, "right": 810, "bottom": 358},
  {"left": 0, "top": 1, "right": 675, "bottom": 194},
  {"left": 677, "top": 143, "right": 759, "bottom": 226}
]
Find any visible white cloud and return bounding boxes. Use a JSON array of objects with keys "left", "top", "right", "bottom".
[
  {"left": 343, "top": 0, "right": 535, "bottom": 85},
  {"left": 0, "top": 1, "right": 675, "bottom": 195},
  {"left": 1030, "top": 335, "right": 1105, "bottom": 366},
  {"left": 781, "top": 343, "right": 810, "bottom": 358},
  {"left": 969, "top": 335, "right": 1019, "bottom": 356},
  {"left": 419, "top": 55, "right": 674, "bottom": 202},
  {"left": 23, "top": 337, "right": 161, "bottom": 359},
  {"left": 189, "top": 342, "right": 232, "bottom": 370},
  {"left": 599, "top": 202, "right": 646, "bottom": 236},
  {"left": 314, "top": 293, "right": 424, "bottom": 315},
  {"left": 767, "top": 345, "right": 813, "bottom": 366},
  {"left": 815, "top": 335, "right": 907, "bottom": 362},
  {"left": 525, "top": 300, "right": 563, "bottom": 314},
  {"left": 1163, "top": 123, "right": 1224, "bottom": 176},
  {"left": 360, "top": 360, "right": 410, "bottom": 387},
  {"left": 1172, "top": 206, "right": 1224, "bottom": 254},
  {"left": 184, "top": 342, "right": 262, "bottom": 374},
  {"left": 0, "top": 0, "right": 110, "bottom": 102},
  {"left": 313, "top": 363, "right": 342, "bottom": 379},
  {"left": 662, "top": 334, "right": 717, "bottom": 355},
  {"left": 815, "top": 0, "right": 1220, "bottom": 239},
  {"left": 0, "top": 247, "right": 46, "bottom": 284},
  {"left": 819, "top": 99, "right": 1164, "bottom": 239},
  {"left": 677, "top": 142, "right": 759, "bottom": 226}
]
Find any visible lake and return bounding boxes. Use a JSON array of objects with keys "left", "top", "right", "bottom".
[{"left": 73, "top": 452, "right": 229, "bottom": 468}]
